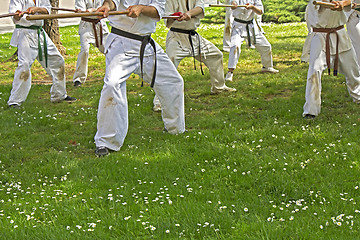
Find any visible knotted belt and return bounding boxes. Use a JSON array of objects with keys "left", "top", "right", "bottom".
[
  {"left": 170, "top": 27, "right": 204, "bottom": 75},
  {"left": 81, "top": 17, "right": 103, "bottom": 48},
  {"left": 111, "top": 27, "right": 157, "bottom": 88},
  {"left": 16, "top": 24, "right": 48, "bottom": 67},
  {"left": 234, "top": 18, "right": 256, "bottom": 48},
  {"left": 312, "top": 25, "right": 344, "bottom": 76}
]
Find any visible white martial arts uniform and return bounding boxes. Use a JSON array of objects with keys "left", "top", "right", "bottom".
[
  {"left": 302, "top": 1, "right": 360, "bottom": 117},
  {"left": 345, "top": 1, "right": 360, "bottom": 67},
  {"left": 73, "top": 0, "right": 109, "bottom": 84},
  {"left": 167, "top": 0, "right": 232, "bottom": 91},
  {"left": 7, "top": 0, "right": 68, "bottom": 106},
  {"left": 94, "top": 0, "right": 185, "bottom": 151},
  {"left": 153, "top": 0, "right": 234, "bottom": 108},
  {"left": 228, "top": 0, "right": 274, "bottom": 70}
]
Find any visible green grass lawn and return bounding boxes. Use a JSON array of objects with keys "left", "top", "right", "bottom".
[{"left": 1, "top": 19, "right": 360, "bottom": 239}]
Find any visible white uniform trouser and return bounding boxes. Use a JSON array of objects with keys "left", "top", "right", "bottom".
[
  {"left": 223, "top": 0, "right": 233, "bottom": 52},
  {"left": 303, "top": 37, "right": 360, "bottom": 116},
  {"left": 8, "top": 35, "right": 67, "bottom": 106},
  {"left": 228, "top": 32, "right": 273, "bottom": 69},
  {"left": 73, "top": 30, "right": 107, "bottom": 83},
  {"left": 95, "top": 41, "right": 185, "bottom": 151},
  {"left": 153, "top": 31, "right": 228, "bottom": 106},
  {"left": 346, "top": 12, "right": 360, "bottom": 67},
  {"left": 167, "top": 32, "right": 228, "bottom": 90}
]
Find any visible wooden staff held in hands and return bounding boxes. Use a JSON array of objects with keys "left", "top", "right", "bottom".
[
  {"left": 26, "top": 10, "right": 129, "bottom": 20},
  {"left": 209, "top": 4, "right": 247, "bottom": 8},
  {"left": 229, "top": 2, "right": 263, "bottom": 14},
  {"left": 0, "top": 13, "right": 17, "bottom": 19},
  {"left": 51, "top": 7, "right": 77, "bottom": 12}
]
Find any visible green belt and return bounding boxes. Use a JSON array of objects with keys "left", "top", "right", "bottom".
[{"left": 16, "top": 24, "right": 48, "bottom": 68}]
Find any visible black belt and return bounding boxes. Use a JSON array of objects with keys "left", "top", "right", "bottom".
[
  {"left": 234, "top": 18, "right": 256, "bottom": 47},
  {"left": 170, "top": 27, "right": 204, "bottom": 75},
  {"left": 111, "top": 27, "right": 157, "bottom": 88},
  {"left": 81, "top": 17, "right": 103, "bottom": 48}
]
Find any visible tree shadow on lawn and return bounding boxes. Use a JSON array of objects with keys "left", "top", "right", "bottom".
[{"left": 275, "top": 35, "right": 307, "bottom": 40}]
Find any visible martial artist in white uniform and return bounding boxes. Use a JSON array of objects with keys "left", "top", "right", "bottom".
[
  {"left": 345, "top": 1, "right": 360, "bottom": 67},
  {"left": 302, "top": 0, "right": 360, "bottom": 118},
  {"left": 225, "top": 0, "right": 278, "bottom": 82},
  {"left": 94, "top": 0, "right": 186, "bottom": 156},
  {"left": 152, "top": 0, "right": 236, "bottom": 111},
  {"left": 7, "top": 0, "right": 75, "bottom": 108},
  {"left": 72, "top": 0, "right": 109, "bottom": 87}
]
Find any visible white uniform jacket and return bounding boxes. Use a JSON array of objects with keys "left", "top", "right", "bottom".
[
  {"left": 105, "top": 0, "right": 164, "bottom": 57},
  {"left": 231, "top": 0, "right": 263, "bottom": 37},
  {"left": 165, "top": 0, "right": 204, "bottom": 30},
  {"left": 9, "top": 0, "right": 51, "bottom": 48},
  {"left": 76, "top": 0, "right": 109, "bottom": 36},
  {"left": 302, "top": 0, "right": 352, "bottom": 60}
]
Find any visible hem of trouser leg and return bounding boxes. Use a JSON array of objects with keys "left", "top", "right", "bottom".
[
  {"left": 212, "top": 85, "right": 226, "bottom": 90},
  {"left": 166, "top": 129, "right": 186, "bottom": 134},
  {"left": 51, "top": 95, "right": 67, "bottom": 103},
  {"left": 302, "top": 112, "right": 318, "bottom": 117},
  {"left": 95, "top": 142, "right": 121, "bottom": 152},
  {"left": 7, "top": 100, "right": 21, "bottom": 106}
]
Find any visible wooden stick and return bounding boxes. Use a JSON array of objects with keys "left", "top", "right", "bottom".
[
  {"left": 162, "top": 15, "right": 181, "bottom": 19},
  {"left": 0, "top": 13, "right": 16, "bottom": 19},
  {"left": 51, "top": 7, "right": 77, "bottom": 12},
  {"left": 312, "top": 1, "right": 336, "bottom": 7},
  {"left": 209, "top": 4, "right": 247, "bottom": 8},
  {"left": 26, "top": 10, "right": 129, "bottom": 20}
]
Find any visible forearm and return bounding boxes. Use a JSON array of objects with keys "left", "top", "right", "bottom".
[
  {"left": 28, "top": 7, "right": 49, "bottom": 14},
  {"left": 103, "top": 0, "right": 116, "bottom": 11},
  {"left": 187, "top": 6, "right": 203, "bottom": 17},
  {"left": 330, "top": 0, "right": 352, "bottom": 11},
  {"left": 138, "top": 5, "right": 160, "bottom": 18},
  {"left": 35, "top": 7, "right": 49, "bottom": 14},
  {"left": 341, "top": 0, "right": 352, "bottom": 6},
  {"left": 249, "top": 5, "right": 262, "bottom": 15}
]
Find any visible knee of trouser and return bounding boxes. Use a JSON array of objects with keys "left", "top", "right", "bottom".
[
  {"left": 103, "top": 77, "right": 124, "bottom": 91},
  {"left": 215, "top": 50, "right": 223, "bottom": 58},
  {"left": 230, "top": 45, "right": 241, "bottom": 56},
  {"left": 16, "top": 68, "right": 31, "bottom": 81},
  {"left": 80, "top": 46, "right": 90, "bottom": 55},
  {"left": 51, "top": 57, "right": 65, "bottom": 69},
  {"left": 17, "top": 62, "right": 30, "bottom": 71},
  {"left": 261, "top": 44, "right": 272, "bottom": 52}
]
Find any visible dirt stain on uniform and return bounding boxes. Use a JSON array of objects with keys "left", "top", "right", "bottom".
[
  {"left": 104, "top": 97, "right": 116, "bottom": 108},
  {"left": 20, "top": 70, "right": 30, "bottom": 81},
  {"left": 225, "top": 25, "right": 231, "bottom": 35},
  {"left": 234, "top": 46, "right": 239, "bottom": 55},
  {"left": 57, "top": 65, "right": 65, "bottom": 81},
  {"left": 79, "top": 55, "right": 87, "bottom": 69},
  {"left": 310, "top": 74, "right": 320, "bottom": 101}
]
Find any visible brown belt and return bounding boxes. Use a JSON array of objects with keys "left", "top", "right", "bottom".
[
  {"left": 81, "top": 17, "right": 103, "bottom": 48},
  {"left": 312, "top": 25, "right": 344, "bottom": 76}
]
